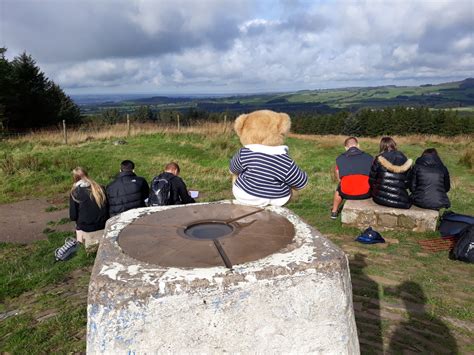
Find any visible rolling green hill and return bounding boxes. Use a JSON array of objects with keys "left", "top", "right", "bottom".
[
  {"left": 80, "top": 78, "right": 474, "bottom": 115},
  {"left": 225, "top": 78, "right": 474, "bottom": 109}
]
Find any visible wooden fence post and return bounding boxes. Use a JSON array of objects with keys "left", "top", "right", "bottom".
[
  {"left": 177, "top": 113, "right": 180, "bottom": 132},
  {"left": 62, "top": 120, "right": 67, "bottom": 145},
  {"left": 127, "top": 114, "right": 131, "bottom": 138}
]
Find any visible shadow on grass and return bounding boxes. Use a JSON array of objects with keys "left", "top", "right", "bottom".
[
  {"left": 388, "top": 281, "right": 458, "bottom": 354},
  {"left": 350, "top": 253, "right": 383, "bottom": 354}
]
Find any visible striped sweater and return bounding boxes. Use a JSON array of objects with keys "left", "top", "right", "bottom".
[{"left": 230, "top": 144, "right": 308, "bottom": 199}]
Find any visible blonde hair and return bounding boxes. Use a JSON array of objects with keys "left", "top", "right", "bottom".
[{"left": 71, "top": 167, "right": 106, "bottom": 208}]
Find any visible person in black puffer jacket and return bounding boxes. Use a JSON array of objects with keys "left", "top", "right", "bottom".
[
  {"left": 369, "top": 137, "right": 413, "bottom": 209},
  {"left": 410, "top": 148, "right": 450, "bottom": 210},
  {"left": 106, "top": 160, "right": 149, "bottom": 216},
  {"left": 69, "top": 167, "right": 109, "bottom": 244}
]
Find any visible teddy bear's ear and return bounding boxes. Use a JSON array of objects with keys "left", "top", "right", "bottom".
[
  {"left": 234, "top": 113, "right": 248, "bottom": 136},
  {"left": 278, "top": 112, "right": 291, "bottom": 135}
]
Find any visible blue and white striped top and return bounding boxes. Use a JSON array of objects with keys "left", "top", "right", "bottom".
[{"left": 230, "top": 144, "right": 308, "bottom": 199}]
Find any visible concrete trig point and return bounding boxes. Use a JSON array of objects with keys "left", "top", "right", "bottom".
[{"left": 87, "top": 201, "right": 359, "bottom": 353}]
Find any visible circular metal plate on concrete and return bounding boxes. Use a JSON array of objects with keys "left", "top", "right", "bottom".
[{"left": 118, "top": 204, "right": 295, "bottom": 268}]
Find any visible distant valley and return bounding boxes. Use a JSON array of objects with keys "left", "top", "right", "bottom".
[{"left": 73, "top": 78, "right": 474, "bottom": 116}]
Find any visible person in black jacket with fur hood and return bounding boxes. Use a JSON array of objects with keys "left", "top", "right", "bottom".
[
  {"left": 409, "top": 148, "right": 450, "bottom": 210},
  {"left": 369, "top": 137, "right": 412, "bottom": 209}
]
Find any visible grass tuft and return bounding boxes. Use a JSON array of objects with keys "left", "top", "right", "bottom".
[{"left": 458, "top": 148, "right": 473, "bottom": 170}]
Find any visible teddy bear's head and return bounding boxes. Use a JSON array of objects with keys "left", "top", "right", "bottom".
[{"left": 234, "top": 110, "right": 291, "bottom": 146}]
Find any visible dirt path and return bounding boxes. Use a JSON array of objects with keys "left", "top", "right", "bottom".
[{"left": 0, "top": 197, "right": 75, "bottom": 243}]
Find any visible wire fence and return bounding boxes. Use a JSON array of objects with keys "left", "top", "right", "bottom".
[{"left": 0, "top": 119, "right": 234, "bottom": 144}]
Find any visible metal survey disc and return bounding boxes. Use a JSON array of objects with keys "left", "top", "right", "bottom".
[{"left": 118, "top": 204, "right": 295, "bottom": 268}]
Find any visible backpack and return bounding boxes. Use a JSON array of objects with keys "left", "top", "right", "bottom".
[
  {"left": 355, "top": 227, "right": 385, "bottom": 244},
  {"left": 439, "top": 211, "right": 474, "bottom": 237},
  {"left": 148, "top": 174, "right": 172, "bottom": 206},
  {"left": 55, "top": 237, "right": 79, "bottom": 261},
  {"left": 449, "top": 225, "right": 474, "bottom": 263}
]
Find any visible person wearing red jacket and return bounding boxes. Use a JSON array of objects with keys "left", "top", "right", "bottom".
[{"left": 331, "top": 137, "right": 373, "bottom": 219}]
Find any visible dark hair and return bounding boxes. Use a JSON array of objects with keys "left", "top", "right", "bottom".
[
  {"left": 165, "top": 161, "right": 180, "bottom": 174},
  {"left": 120, "top": 160, "right": 135, "bottom": 172},
  {"left": 422, "top": 148, "right": 439, "bottom": 157},
  {"left": 344, "top": 136, "right": 358, "bottom": 147},
  {"left": 379, "top": 136, "right": 397, "bottom": 153}
]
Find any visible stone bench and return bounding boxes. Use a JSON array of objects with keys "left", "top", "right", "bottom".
[{"left": 341, "top": 199, "right": 439, "bottom": 232}]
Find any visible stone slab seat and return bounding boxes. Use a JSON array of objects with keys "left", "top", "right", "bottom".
[{"left": 341, "top": 199, "right": 439, "bottom": 232}]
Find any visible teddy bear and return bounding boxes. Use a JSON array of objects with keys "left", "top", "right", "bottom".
[{"left": 229, "top": 110, "right": 308, "bottom": 206}]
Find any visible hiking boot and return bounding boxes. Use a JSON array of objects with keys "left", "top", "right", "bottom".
[{"left": 330, "top": 211, "right": 338, "bottom": 220}]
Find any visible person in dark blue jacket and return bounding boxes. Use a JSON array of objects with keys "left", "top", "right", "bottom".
[
  {"left": 410, "top": 148, "right": 450, "bottom": 210},
  {"left": 106, "top": 160, "right": 149, "bottom": 216}
]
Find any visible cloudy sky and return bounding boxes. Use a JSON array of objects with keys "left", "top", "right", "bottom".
[{"left": 1, "top": 0, "right": 473, "bottom": 95}]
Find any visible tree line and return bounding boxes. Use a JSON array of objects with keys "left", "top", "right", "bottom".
[
  {"left": 291, "top": 107, "right": 474, "bottom": 136},
  {"left": 0, "top": 48, "right": 81, "bottom": 130},
  {"left": 84, "top": 107, "right": 237, "bottom": 126},
  {"left": 94, "top": 105, "right": 473, "bottom": 137}
]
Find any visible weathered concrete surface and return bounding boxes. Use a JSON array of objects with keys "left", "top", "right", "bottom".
[
  {"left": 341, "top": 199, "right": 438, "bottom": 232},
  {"left": 87, "top": 201, "right": 359, "bottom": 354}
]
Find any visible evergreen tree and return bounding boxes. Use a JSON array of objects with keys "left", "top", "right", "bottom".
[
  {"left": 46, "top": 82, "right": 81, "bottom": 125},
  {"left": 0, "top": 50, "right": 81, "bottom": 130},
  {"left": 8, "top": 53, "right": 50, "bottom": 129},
  {"left": 0, "top": 48, "right": 11, "bottom": 129}
]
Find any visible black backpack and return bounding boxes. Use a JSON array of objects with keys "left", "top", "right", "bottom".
[
  {"left": 148, "top": 174, "right": 172, "bottom": 206},
  {"left": 450, "top": 225, "right": 474, "bottom": 263},
  {"left": 439, "top": 211, "right": 474, "bottom": 237}
]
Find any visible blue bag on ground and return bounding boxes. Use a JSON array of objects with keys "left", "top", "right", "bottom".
[
  {"left": 55, "top": 237, "right": 79, "bottom": 261},
  {"left": 356, "top": 227, "right": 385, "bottom": 244},
  {"left": 439, "top": 211, "right": 474, "bottom": 237}
]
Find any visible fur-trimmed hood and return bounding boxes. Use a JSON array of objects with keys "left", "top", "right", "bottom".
[
  {"left": 74, "top": 179, "right": 90, "bottom": 188},
  {"left": 378, "top": 155, "right": 412, "bottom": 173}
]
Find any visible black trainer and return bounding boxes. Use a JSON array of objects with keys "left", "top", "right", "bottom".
[{"left": 330, "top": 211, "right": 338, "bottom": 220}]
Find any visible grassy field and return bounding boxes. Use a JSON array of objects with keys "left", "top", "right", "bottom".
[{"left": 0, "top": 124, "right": 473, "bottom": 353}]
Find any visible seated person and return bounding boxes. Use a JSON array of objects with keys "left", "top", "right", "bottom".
[
  {"left": 149, "top": 162, "right": 195, "bottom": 205},
  {"left": 106, "top": 160, "right": 149, "bottom": 217},
  {"left": 69, "top": 167, "right": 108, "bottom": 244},
  {"left": 369, "top": 137, "right": 412, "bottom": 209},
  {"left": 410, "top": 148, "right": 450, "bottom": 210},
  {"left": 331, "top": 137, "right": 373, "bottom": 219}
]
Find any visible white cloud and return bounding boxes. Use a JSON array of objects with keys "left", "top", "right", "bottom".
[{"left": 3, "top": 0, "right": 472, "bottom": 93}]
